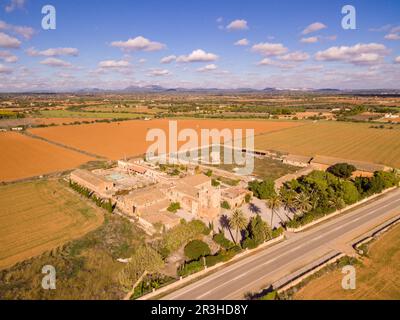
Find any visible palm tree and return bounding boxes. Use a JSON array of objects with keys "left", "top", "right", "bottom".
[
  {"left": 294, "top": 192, "right": 312, "bottom": 217},
  {"left": 266, "top": 194, "right": 283, "bottom": 227},
  {"left": 329, "top": 196, "right": 346, "bottom": 212},
  {"left": 280, "top": 188, "right": 297, "bottom": 213},
  {"left": 229, "top": 209, "right": 248, "bottom": 245}
]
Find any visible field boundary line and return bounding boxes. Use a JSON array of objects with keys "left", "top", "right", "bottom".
[{"left": 22, "top": 131, "right": 106, "bottom": 160}]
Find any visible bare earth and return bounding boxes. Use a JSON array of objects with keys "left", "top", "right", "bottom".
[
  {"left": 0, "top": 132, "right": 94, "bottom": 182},
  {"left": 29, "top": 119, "right": 302, "bottom": 160}
]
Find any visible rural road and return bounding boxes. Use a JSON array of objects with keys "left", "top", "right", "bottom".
[{"left": 163, "top": 189, "right": 400, "bottom": 300}]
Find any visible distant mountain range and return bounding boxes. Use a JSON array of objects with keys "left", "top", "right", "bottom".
[
  {"left": 6, "top": 86, "right": 400, "bottom": 96},
  {"left": 74, "top": 86, "right": 400, "bottom": 95}
]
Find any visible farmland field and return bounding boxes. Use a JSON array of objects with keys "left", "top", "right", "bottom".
[
  {"left": 0, "top": 180, "right": 104, "bottom": 270},
  {"left": 39, "top": 110, "right": 149, "bottom": 119},
  {"left": 29, "top": 119, "right": 303, "bottom": 160},
  {"left": 294, "top": 223, "right": 400, "bottom": 300},
  {"left": 0, "top": 132, "right": 94, "bottom": 182},
  {"left": 254, "top": 121, "right": 400, "bottom": 168}
]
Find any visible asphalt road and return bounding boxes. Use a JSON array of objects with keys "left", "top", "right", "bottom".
[{"left": 163, "top": 189, "right": 400, "bottom": 300}]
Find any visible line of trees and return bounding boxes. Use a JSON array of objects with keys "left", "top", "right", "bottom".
[
  {"left": 69, "top": 180, "right": 114, "bottom": 213},
  {"left": 247, "top": 166, "right": 399, "bottom": 229}
]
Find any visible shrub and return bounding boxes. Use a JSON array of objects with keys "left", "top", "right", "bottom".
[
  {"left": 118, "top": 245, "right": 164, "bottom": 290},
  {"left": 221, "top": 201, "right": 231, "bottom": 210},
  {"left": 245, "top": 193, "right": 252, "bottom": 203},
  {"left": 327, "top": 163, "right": 356, "bottom": 179},
  {"left": 160, "top": 220, "right": 210, "bottom": 253},
  {"left": 178, "top": 260, "right": 204, "bottom": 277},
  {"left": 212, "top": 179, "right": 221, "bottom": 187},
  {"left": 271, "top": 227, "right": 284, "bottom": 238},
  {"left": 213, "top": 233, "right": 235, "bottom": 249},
  {"left": 184, "top": 240, "right": 211, "bottom": 261},
  {"left": 167, "top": 202, "right": 181, "bottom": 213},
  {"left": 242, "top": 238, "right": 258, "bottom": 250}
]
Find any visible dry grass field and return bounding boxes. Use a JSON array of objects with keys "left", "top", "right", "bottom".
[
  {"left": 0, "top": 132, "right": 94, "bottom": 182},
  {"left": 294, "top": 223, "right": 400, "bottom": 300},
  {"left": 0, "top": 180, "right": 104, "bottom": 270},
  {"left": 29, "top": 119, "right": 302, "bottom": 160},
  {"left": 254, "top": 121, "right": 400, "bottom": 168}
]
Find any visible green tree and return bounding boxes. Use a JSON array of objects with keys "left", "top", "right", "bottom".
[
  {"left": 118, "top": 245, "right": 164, "bottom": 291},
  {"left": 167, "top": 202, "right": 181, "bottom": 213},
  {"left": 229, "top": 209, "right": 248, "bottom": 245},
  {"left": 329, "top": 196, "right": 346, "bottom": 212},
  {"left": 247, "top": 215, "right": 272, "bottom": 245},
  {"left": 266, "top": 194, "right": 282, "bottom": 227},
  {"left": 248, "top": 179, "right": 276, "bottom": 200},
  {"left": 279, "top": 187, "right": 297, "bottom": 213},
  {"left": 184, "top": 240, "right": 211, "bottom": 261},
  {"left": 327, "top": 163, "right": 357, "bottom": 179},
  {"left": 294, "top": 192, "right": 312, "bottom": 217}
]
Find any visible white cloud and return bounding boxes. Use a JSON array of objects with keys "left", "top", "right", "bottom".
[
  {"left": 5, "top": 0, "right": 25, "bottom": 13},
  {"left": 315, "top": 43, "right": 389, "bottom": 65},
  {"left": 0, "top": 63, "right": 12, "bottom": 74},
  {"left": 111, "top": 36, "right": 165, "bottom": 52},
  {"left": 0, "top": 20, "right": 34, "bottom": 39},
  {"left": 251, "top": 42, "right": 288, "bottom": 56},
  {"left": 98, "top": 60, "right": 130, "bottom": 69},
  {"left": 138, "top": 58, "right": 146, "bottom": 64},
  {"left": 301, "top": 36, "right": 319, "bottom": 43},
  {"left": 0, "top": 32, "right": 20, "bottom": 48},
  {"left": 148, "top": 69, "right": 170, "bottom": 76},
  {"left": 226, "top": 19, "right": 249, "bottom": 31},
  {"left": 40, "top": 58, "right": 72, "bottom": 68},
  {"left": 27, "top": 47, "right": 79, "bottom": 57},
  {"left": 369, "top": 24, "right": 392, "bottom": 32},
  {"left": 395, "top": 56, "right": 400, "bottom": 64},
  {"left": 278, "top": 51, "right": 310, "bottom": 62},
  {"left": 0, "top": 50, "right": 17, "bottom": 63},
  {"left": 160, "top": 55, "right": 177, "bottom": 64},
  {"left": 391, "top": 26, "right": 400, "bottom": 33},
  {"left": 384, "top": 33, "right": 400, "bottom": 40},
  {"left": 302, "top": 22, "right": 327, "bottom": 35},
  {"left": 176, "top": 49, "right": 218, "bottom": 63},
  {"left": 234, "top": 38, "right": 249, "bottom": 46},
  {"left": 197, "top": 64, "right": 218, "bottom": 72},
  {"left": 257, "top": 58, "right": 295, "bottom": 69}
]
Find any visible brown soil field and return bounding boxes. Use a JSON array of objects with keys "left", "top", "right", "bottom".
[
  {"left": 254, "top": 121, "right": 400, "bottom": 168},
  {"left": 0, "top": 132, "right": 94, "bottom": 182},
  {"left": 0, "top": 180, "right": 104, "bottom": 270},
  {"left": 29, "top": 119, "right": 302, "bottom": 160},
  {"left": 0, "top": 117, "right": 104, "bottom": 128},
  {"left": 294, "top": 223, "right": 400, "bottom": 300}
]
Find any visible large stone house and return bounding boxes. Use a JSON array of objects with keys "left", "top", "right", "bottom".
[
  {"left": 166, "top": 174, "right": 221, "bottom": 220},
  {"left": 70, "top": 169, "right": 114, "bottom": 197}
]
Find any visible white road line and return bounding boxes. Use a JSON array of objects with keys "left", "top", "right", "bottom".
[{"left": 167, "top": 196, "right": 400, "bottom": 299}]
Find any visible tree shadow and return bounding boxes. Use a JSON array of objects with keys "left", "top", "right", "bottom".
[
  {"left": 248, "top": 203, "right": 261, "bottom": 215},
  {"left": 219, "top": 214, "right": 235, "bottom": 243}
]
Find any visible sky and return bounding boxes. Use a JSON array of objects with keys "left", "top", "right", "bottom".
[{"left": 0, "top": 0, "right": 399, "bottom": 91}]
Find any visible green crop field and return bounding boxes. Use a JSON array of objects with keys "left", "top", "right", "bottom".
[{"left": 254, "top": 121, "right": 400, "bottom": 168}]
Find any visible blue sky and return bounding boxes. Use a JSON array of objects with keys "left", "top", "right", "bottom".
[{"left": 0, "top": 0, "right": 399, "bottom": 91}]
